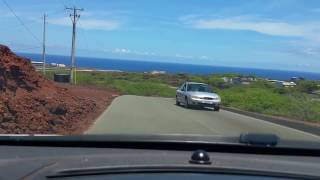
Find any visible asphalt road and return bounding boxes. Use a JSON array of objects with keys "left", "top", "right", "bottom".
[{"left": 87, "top": 95, "right": 320, "bottom": 141}]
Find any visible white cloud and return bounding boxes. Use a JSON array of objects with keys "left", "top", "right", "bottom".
[
  {"left": 113, "top": 48, "right": 131, "bottom": 54},
  {"left": 175, "top": 54, "right": 212, "bottom": 61},
  {"left": 48, "top": 17, "right": 120, "bottom": 31},
  {"left": 303, "top": 48, "right": 318, "bottom": 56},
  {"left": 299, "top": 48, "right": 320, "bottom": 57},
  {"left": 175, "top": 54, "right": 194, "bottom": 59},
  {"left": 111, "top": 48, "right": 156, "bottom": 56},
  {"left": 180, "top": 15, "right": 320, "bottom": 40},
  {"left": 199, "top": 55, "right": 209, "bottom": 60}
]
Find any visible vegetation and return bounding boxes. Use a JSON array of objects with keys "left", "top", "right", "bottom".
[
  {"left": 217, "top": 85, "right": 320, "bottom": 123},
  {"left": 296, "top": 80, "right": 319, "bottom": 93},
  {"left": 45, "top": 70, "right": 320, "bottom": 123}
]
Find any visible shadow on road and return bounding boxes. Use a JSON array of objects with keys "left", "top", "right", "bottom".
[{"left": 175, "top": 103, "right": 214, "bottom": 111}]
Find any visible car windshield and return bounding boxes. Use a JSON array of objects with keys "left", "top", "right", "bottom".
[
  {"left": 187, "top": 84, "right": 212, "bottom": 93},
  {"left": 1, "top": 0, "right": 320, "bottom": 149}
]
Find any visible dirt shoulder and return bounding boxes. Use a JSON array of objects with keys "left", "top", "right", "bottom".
[{"left": 56, "top": 84, "right": 119, "bottom": 134}]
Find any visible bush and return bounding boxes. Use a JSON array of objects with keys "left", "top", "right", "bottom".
[
  {"left": 219, "top": 86, "right": 320, "bottom": 122},
  {"left": 113, "top": 80, "right": 176, "bottom": 97},
  {"left": 296, "top": 80, "right": 319, "bottom": 93}
]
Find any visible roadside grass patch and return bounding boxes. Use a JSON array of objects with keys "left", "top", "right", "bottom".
[{"left": 218, "top": 86, "right": 320, "bottom": 123}]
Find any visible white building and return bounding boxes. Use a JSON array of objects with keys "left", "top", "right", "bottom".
[{"left": 150, "top": 70, "right": 166, "bottom": 75}]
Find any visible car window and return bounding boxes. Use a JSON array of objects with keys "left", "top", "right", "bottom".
[
  {"left": 187, "top": 84, "right": 212, "bottom": 92},
  {"left": 181, "top": 84, "right": 186, "bottom": 91}
]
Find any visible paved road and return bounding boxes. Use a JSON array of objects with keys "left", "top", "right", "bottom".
[{"left": 87, "top": 95, "right": 320, "bottom": 141}]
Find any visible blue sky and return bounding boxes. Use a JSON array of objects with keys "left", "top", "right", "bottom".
[{"left": 1, "top": 0, "right": 320, "bottom": 72}]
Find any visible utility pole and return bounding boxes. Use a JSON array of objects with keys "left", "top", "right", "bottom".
[
  {"left": 66, "top": 6, "right": 83, "bottom": 84},
  {"left": 42, "top": 13, "right": 47, "bottom": 75}
]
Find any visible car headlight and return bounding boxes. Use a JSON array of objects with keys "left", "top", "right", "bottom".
[{"left": 211, "top": 96, "right": 220, "bottom": 100}]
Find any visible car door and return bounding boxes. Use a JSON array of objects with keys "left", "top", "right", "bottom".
[
  {"left": 177, "top": 83, "right": 185, "bottom": 102},
  {"left": 182, "top": 83, "right": 188, "bottom": 103}
]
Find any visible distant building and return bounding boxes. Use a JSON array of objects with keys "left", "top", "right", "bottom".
[
  {"left": 50, "top": 63, "right": 66, "bottom": 68},
  {"left": 150, "top": 70, "right": 166, "bottom": 75},
  {"left": 267, "top": 80, "right": 279, "bottom": 83},
  {"left": 312, "top": 90, "right": 320, "bottom": 95},
  {"left": 276, "top": 81, "right": 296, "bottom": 87},
  {"left": 222, "top": 76, "right": 256, "bottom": 85},
  {"left": 56, "top": 64, "right": 66, "bottom": 68},
  {"left": 290, "top": 77, "right": 305, "bottom": 82},
  {"left": 222, "top": 77, "right": 230, "bottom": 83},
  {"left": 31, "top": 61, "right": 43, "bottom": 69}
]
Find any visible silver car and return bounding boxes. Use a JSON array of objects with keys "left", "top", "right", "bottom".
[{"left": 176, "top": 82, "right": 221, "bottom": 111}]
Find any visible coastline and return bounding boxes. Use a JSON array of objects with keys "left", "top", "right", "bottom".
[{"left": 23, "top": 52, "right": 320, "bottom": 80}]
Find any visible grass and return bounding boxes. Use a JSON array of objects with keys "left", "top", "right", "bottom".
[
  {"left": 44, "top": 70, "right": 320, "bottom": 123},
  {"left": 75, "top": 71, "right": 176, "bottom": 97},
  {"left": 217, "top": 86, "right": 320, "bottom": 122}
]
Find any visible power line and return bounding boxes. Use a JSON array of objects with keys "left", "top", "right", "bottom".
[
  {"left": 2, "top": 0, "right": 41, "bottom": 43},
  {"left": 0, "top": 21, "right": 38, "bottom": 31}
]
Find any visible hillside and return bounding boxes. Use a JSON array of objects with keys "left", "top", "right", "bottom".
[{"left": 0, "top": 45, "right": 118, "bottom": 134}]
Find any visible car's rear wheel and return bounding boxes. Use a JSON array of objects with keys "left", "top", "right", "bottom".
[{"left": 184, "top": 97, "right": 190, "bottom": 108}]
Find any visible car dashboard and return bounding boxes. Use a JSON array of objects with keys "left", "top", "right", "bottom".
[{"left": 0, "top": 144, "right": 319, "bottom": 179}]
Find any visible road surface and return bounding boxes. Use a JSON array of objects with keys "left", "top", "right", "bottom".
[{"left": 87, "top": 95, "right": 320, "bottom": 141}]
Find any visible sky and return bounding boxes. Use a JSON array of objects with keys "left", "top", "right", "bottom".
[{"left": 1, "top": 0, "right": 320, "bottom": 72}]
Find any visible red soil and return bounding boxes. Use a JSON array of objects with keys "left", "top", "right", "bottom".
[{"left": 0, "top": 45, "right": 119, "bottom": 135}]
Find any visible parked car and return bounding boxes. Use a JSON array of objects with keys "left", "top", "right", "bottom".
[{"left": 176, "top": 82, "right": 221, "bottom": 111}]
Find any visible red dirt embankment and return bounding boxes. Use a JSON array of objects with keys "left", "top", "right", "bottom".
[{"left": 0, "top": 45, "right": 119, "bottom": 134}]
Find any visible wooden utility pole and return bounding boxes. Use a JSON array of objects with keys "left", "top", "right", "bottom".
[
  {"left": 66, "top": 6, "right": 83, "bottom": 84},
  {"left": 42, "top": 14, "right": 47, "bottom": 75}
]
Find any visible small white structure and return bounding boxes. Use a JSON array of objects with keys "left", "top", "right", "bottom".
[
  {"left": 56, "top": 64, "right": 66, "bottom": 68},
  {"left": 31, "top": 61, "right": 44, "bottom": 69},
  {"left": 150, "top": 70, "right": 166, "bottom": 75},
  {"left": 222, "top": 77, "right": 231, "bottom": 83},
  {"left": 276, "top": 81, "right": 296, "bottom": 87},
  {"left": 50, "top": 63, "right": 66, "bottom": 68},
  {"left": 268, "top": 79, "right": 296, "bottom": 87}
]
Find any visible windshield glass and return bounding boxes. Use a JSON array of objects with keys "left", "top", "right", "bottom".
[
  {"left": 1, "top": 0, "right": 320, "bottom": 148},
  {"left": 187, "top": 84, "right": 212, "bottom": 93}
]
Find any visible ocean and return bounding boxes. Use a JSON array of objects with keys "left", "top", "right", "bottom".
[{"left": 18, "top": 53, "right": 320, "bottom": 81}]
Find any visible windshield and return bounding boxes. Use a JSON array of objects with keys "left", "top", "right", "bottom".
[
  {"left": 1, "top": 0, "right": 320, "bottom": 149},
  {"left": 187, "top": 84, "right": 212, "bottom": 93}
]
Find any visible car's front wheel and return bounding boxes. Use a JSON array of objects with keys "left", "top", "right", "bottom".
[
  {"left": 213, "top": 105, "right": 220, "bottom": 111},
  {"left": 176, "top": 96, "right": 180, "bottom": 106}
]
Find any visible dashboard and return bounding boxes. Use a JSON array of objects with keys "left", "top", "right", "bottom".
[{"left": 0, "top": 145, "right": 319, "bottom": 179}]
